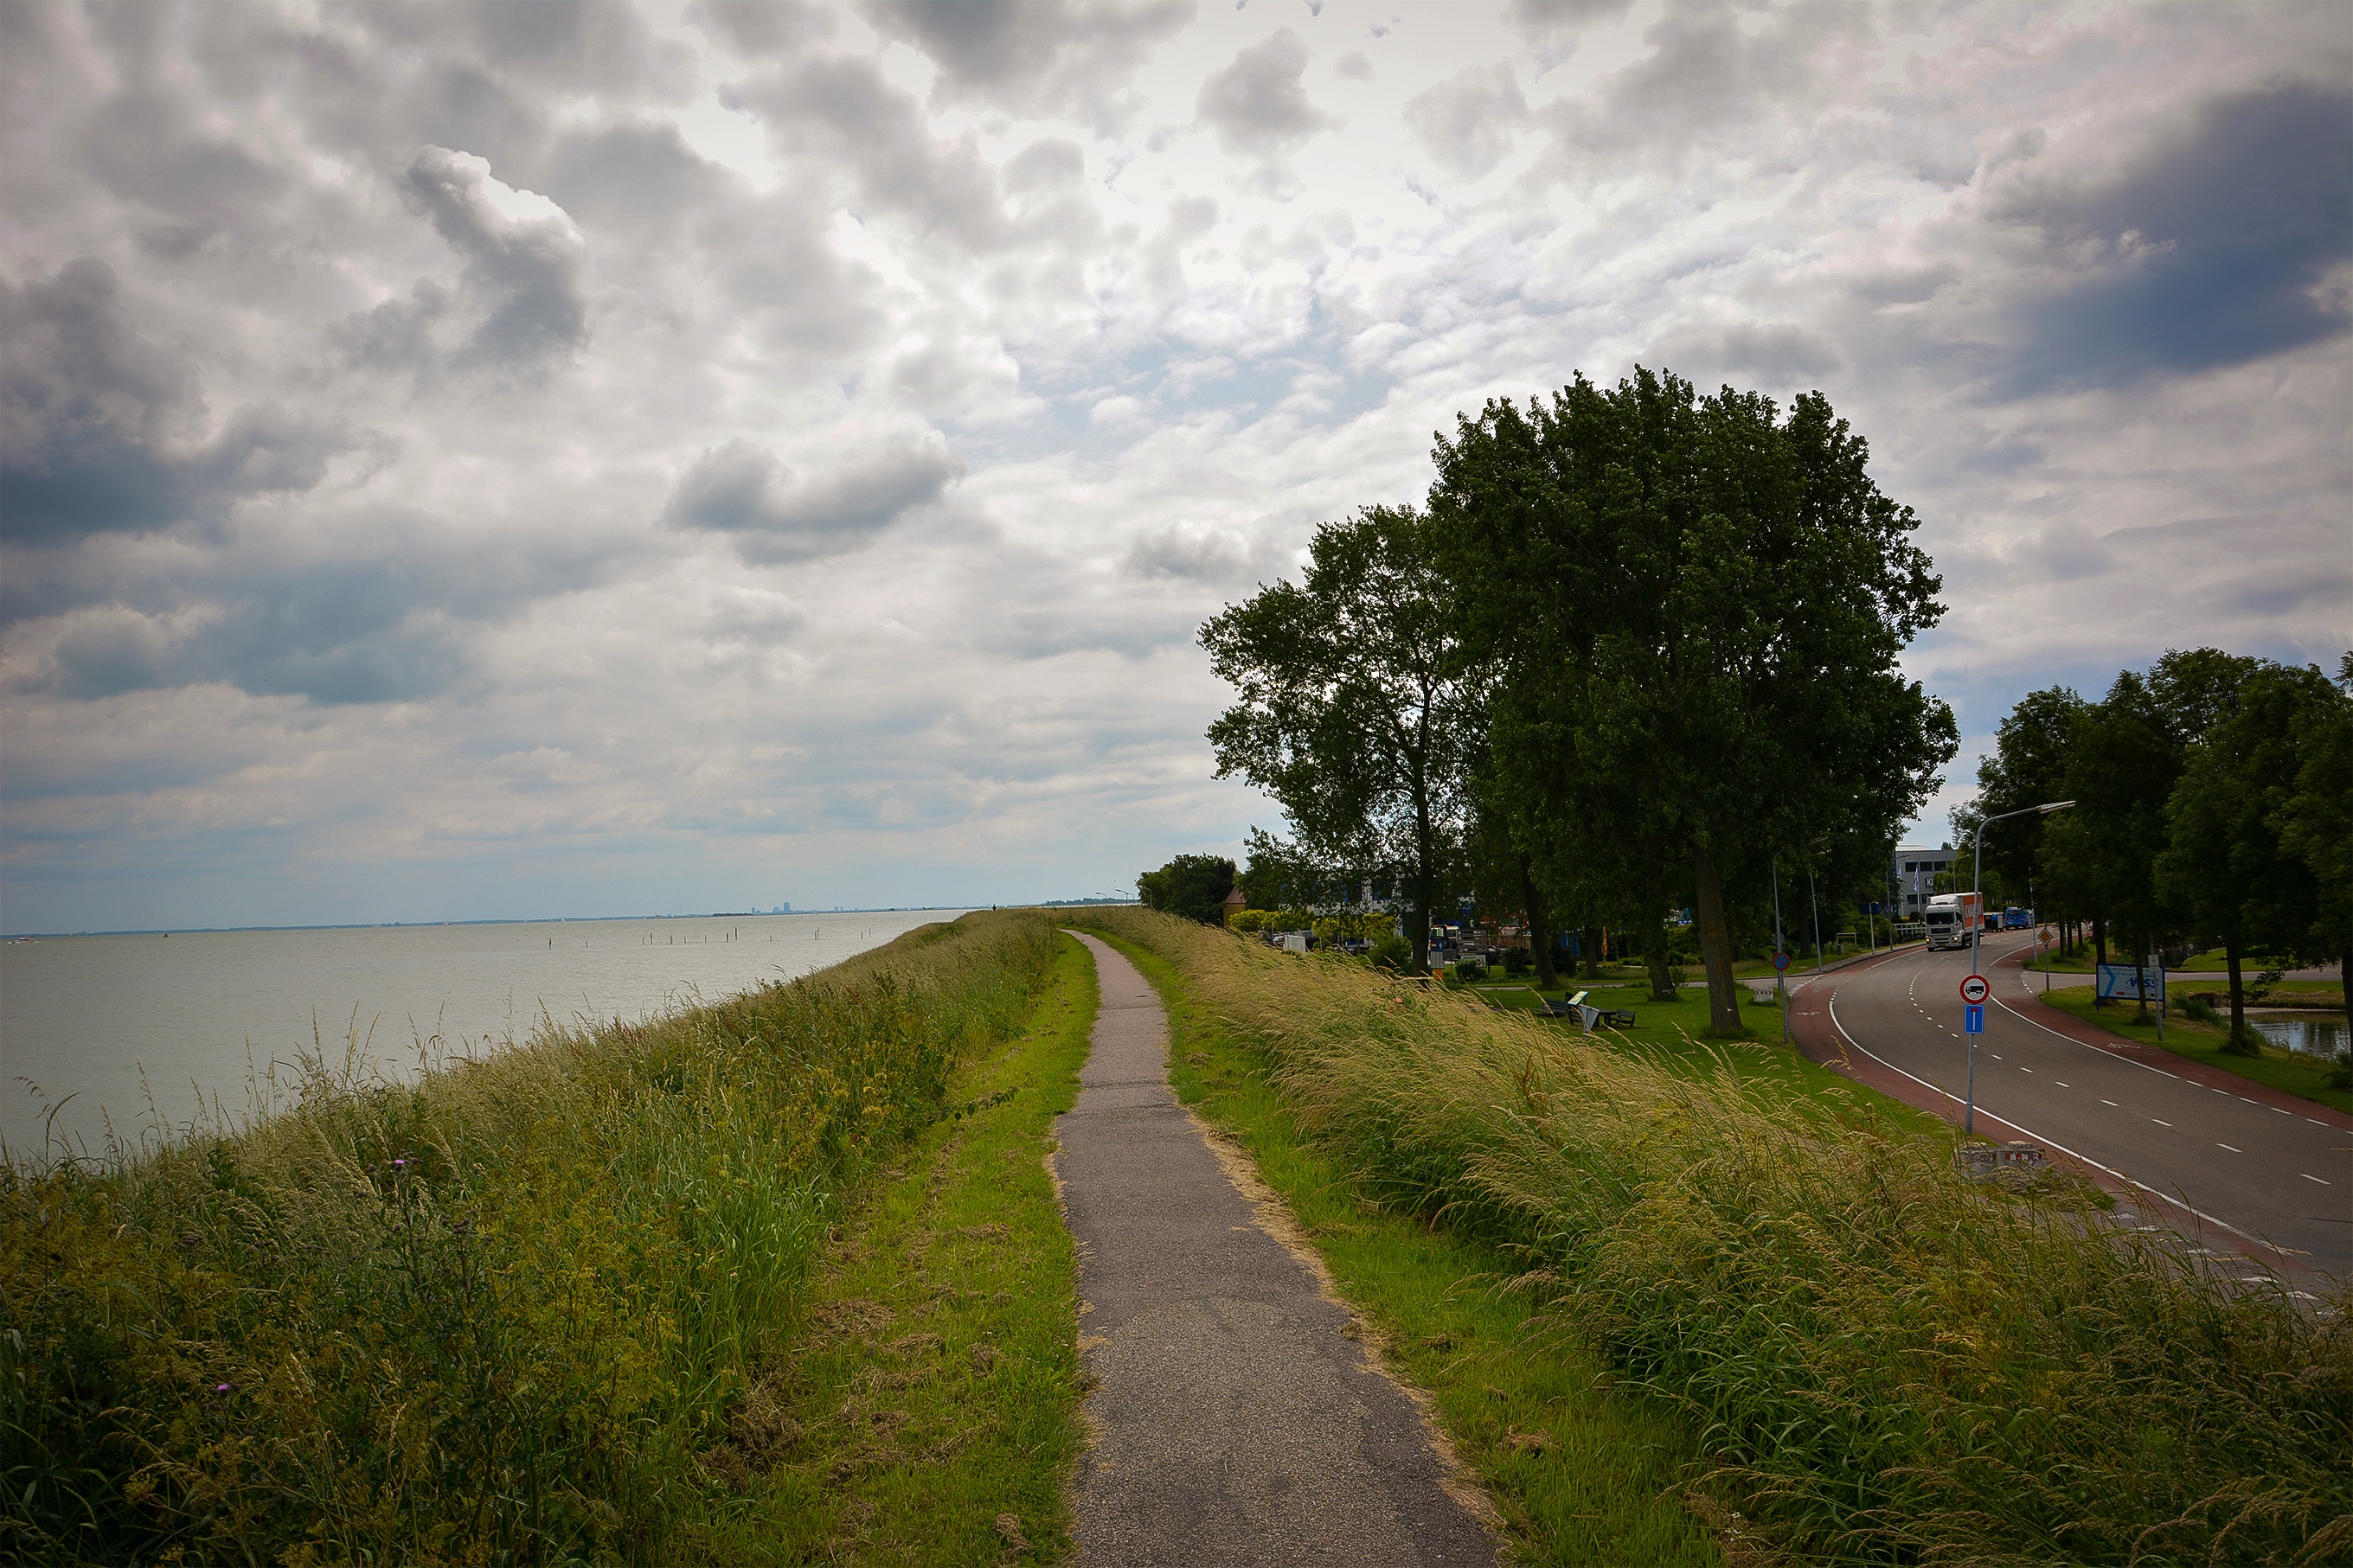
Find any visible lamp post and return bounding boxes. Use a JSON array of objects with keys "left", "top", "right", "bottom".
[{"left": 1966, "top": 799, "right": 2074, "bottom": 1136}]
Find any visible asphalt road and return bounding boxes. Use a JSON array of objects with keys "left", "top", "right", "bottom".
[{"left": 1816, "top": 931, "right": 2353, "bottom": 1278}]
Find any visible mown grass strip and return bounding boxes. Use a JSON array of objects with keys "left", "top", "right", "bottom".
[
  {"left": 1093, "top": 933, "right": 1731, "bottom": 1567},
  {"left": 683, "top": 931, "right": 1096, "bottom": 1564}
]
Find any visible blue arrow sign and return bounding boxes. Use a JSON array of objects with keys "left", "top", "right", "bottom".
[{"left": 1965, "top": 1003, "right": 1984, "bottom": 1034}]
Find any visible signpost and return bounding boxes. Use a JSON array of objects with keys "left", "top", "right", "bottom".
[{"left": 1959, "top": 972, "right": 1991, "bottom": 1134}]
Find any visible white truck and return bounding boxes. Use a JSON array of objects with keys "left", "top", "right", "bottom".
[{"left": 1923, "top": 892, "right": 1984, "bottom": 951}]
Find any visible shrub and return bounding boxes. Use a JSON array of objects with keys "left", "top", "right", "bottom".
[
  {"left": 1501, "top": 947, "right": 1532, "bottom": 976},
  {"left": 1452, "top": 960, "right": 1486, "bottom": 982}
]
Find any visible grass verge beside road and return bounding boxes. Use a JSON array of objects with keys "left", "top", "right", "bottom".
[
  {"left": 1074, "top": 908, "right": 2353, "bottom": 1567},
  {"left": 1096, "top": 936, "right": 1728, "bottom": 1567},
  {"left": 2033, "top": 987, "right": 2353, "bottom": 1116}
]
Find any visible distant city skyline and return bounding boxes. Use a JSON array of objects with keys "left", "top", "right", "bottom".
[{"left": 3, "top": 0, "right": 2345, "bottom": 934}]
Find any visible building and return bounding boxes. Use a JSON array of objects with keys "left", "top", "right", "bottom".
[{"left": 1890, "top": 846, "right": 1957, "bottom": 917}]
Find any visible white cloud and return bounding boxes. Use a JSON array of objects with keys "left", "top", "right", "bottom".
[{"left": 0, "top": 0, "right": 2345, "bottom": 932}]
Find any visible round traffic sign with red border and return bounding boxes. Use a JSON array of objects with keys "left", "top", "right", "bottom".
[
  {"left": 1771, "top": 951, "right": 1791, "bottom": 971},
  {"left": 1959, "top": 973, "right": 1991, "bottom": 1004}
]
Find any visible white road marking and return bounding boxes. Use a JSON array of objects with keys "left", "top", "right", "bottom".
[
  {"left": 2303, "top": 1174, "right": 2331, "bottom": 1185},
  {"left": 2056, "top": 1082, "right": 2070, "bottom": 1087},
  {"left": 2152, "top": 1119, "right": 2173, "bottom": 1127},
  {"left": 2218, "top": 1144, "right": 2241, "bottom": 1153},
  {"left": 2101, "top": 1099, "right": 2119, "bottom": 1106}
]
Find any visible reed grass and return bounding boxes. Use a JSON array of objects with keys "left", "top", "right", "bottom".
[
  {"left": 1074, "top": 909, "right": 2353, "bottom": 1566},
  {"left": 3, "top": 910, "right": 1062, "bottom": 1565}
]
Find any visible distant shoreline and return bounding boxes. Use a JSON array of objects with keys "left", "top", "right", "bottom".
[{"left": 0, "top": 899, "right": 1137, "bottom": 941}]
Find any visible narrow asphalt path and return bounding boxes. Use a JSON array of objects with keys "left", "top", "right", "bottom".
[
  {"left": 1795, "top": 931, "right": 2353, "bottom": 1278},
  {"left": 1053, "top": 931, "right": 1496, "bottom": 1567}
]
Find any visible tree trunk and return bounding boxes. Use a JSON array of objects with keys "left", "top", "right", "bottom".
[
  {"left": 2222, "top": 934, "right": 2257, "bottom": 1056},
  {"left": 2093, "top": 914, "right": 2108, "bottom": 1008},
  {"left": 1581, "top": 925, "right": 1602, "bottom": 980},
  {"left": 2132, "top": 949, "right": 2150, "bottom": 1025},
  {"left": 1645, "top": 912, "right": 1677, "bottom": 1002},
  {"left": 1410, "top": 803, "right": 1433, "bottom": 972},
  {"left": 1519, "top": 854, "right": 1558, "bottom": 989},
  {"left": 2341, "top": 943, "right": 2351, "bottom": 1042},
  {"left": 1692, "top": 842, "right": 1742, "bottom": 1035}
]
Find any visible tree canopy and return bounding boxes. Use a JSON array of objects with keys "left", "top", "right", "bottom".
[
  {"left": 1430, "top": 369, "right": 1954, "bottom": 1033},
  {"left": 1202, "top": 504, "right": 1476, "bottom": 969}
]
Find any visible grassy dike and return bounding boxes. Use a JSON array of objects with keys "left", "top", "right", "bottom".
[
  {"left": 1070, "top": 908, "right": 2353, "bottom": 1567},
  {"left": 3, "top": 912, "right": 1085, "bottom": 1565}
]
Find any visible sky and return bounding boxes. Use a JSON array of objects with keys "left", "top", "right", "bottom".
[{"left": 2, "top": 0, "right": 2347, "bottom": 933}]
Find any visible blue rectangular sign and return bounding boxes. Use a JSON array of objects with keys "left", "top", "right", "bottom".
[
  {"left": 1965, "top": 1003, "right": 1984, "bottom": 1034},
  {"left": 2096, "top": 963, "right": 2164, "bottom": 1002}
]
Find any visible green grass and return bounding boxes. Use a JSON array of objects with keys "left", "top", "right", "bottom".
[
  {"left": 2035, "top": 987, "right": 2353, "bottom": 1115},
  {"left": 1073, "top": 909, "right": 2353, "bottom": 1567},
  {"left": 683, "top": 932, "right": 1096, "bottom": 1564},
  {"left": 1099, "top": 936, "right": 1730, "bottom": 1567},
  {"left": 3, "top": 912, "right": 1066, "bottom": 1565}
]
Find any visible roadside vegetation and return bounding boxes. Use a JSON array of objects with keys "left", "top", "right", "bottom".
[
  {"left": 2031, "top": 987, "right": 2353, "bottom": 1115},
  {"left": 3, "top": 911, "right": 1074, "bottom": 1565},
  {"left": 1077, "top": 907, "right": 2353, "bottom": 1567}
]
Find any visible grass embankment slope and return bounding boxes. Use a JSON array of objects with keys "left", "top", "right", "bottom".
[
  {"left": 1073, "top": 908, "right": 2353, "bottom": 1568},
  {"left": 4, "top": 911, "right": 1090, "bottom": 1565}
]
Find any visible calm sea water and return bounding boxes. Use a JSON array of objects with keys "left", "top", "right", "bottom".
[{"left": 1, "top": 910, "right": 967, "bottom": 1161}]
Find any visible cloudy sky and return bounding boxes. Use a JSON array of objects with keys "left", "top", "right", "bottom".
[{"left": 2, "top": 0, "right": 2346, "bottom": 933}]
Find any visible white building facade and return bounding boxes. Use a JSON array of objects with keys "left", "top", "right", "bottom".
[{"left": 1891, "top": 846, "right": 1959, "bottom": 918}]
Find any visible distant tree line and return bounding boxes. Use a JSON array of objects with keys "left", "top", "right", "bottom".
[
  {"left": 1963, "top": 650, "right": 2352, "bottom": 1051},
  {"left": 1184, "top": 368, "right": 1957, "bottom": 1036}
]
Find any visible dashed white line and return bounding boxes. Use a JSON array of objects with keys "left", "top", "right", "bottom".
[
  {"left": 2101, "top": 1099, "right": 2119, "bottom": 1106},
  {"left": 2217, "top": 1143, "right": 2241, "bottom": 1153},
  {"left": 2302, "top": 1174, "right": 2331, "bottom": 1185},
  {"left": 2151, "top": 1119, "right": 2173, "bottom": 1128}
]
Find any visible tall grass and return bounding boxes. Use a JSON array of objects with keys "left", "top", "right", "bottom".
[
  {"left": 3, "top": 910, "right": 1061, "bottom": 1565},
  {"left": 1078, "top": 909, "right": 2353, "bottom": 1565}
]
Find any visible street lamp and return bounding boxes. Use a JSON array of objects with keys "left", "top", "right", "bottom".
[
  {"left": 1972, "top": 800, "right": 2074, "bottom": 976},
  {"left": 1965, "top": 799, "right": 2074, "bottom": 1135}
]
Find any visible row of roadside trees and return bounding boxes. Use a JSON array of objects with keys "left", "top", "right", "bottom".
[
  {"left": 1963, "top": 650, "right": 2352, "bottom": 1051},
  {"left": 1196, "top": 368, "right": 1957, "bottom": 1036}
]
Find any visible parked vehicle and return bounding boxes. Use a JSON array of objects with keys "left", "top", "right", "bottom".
[{"left": 1924, "top": 892, "right": 1983, "bottom": 950}]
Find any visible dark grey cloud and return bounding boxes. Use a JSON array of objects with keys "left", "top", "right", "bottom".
[
  {"left": 728, "top": 57, "right": 1010, "bottom": 248},
  {"left": 1993, "top": 81, "right": 2353, "bottom": 394},
  {"left": 1404, "top": 64, "right": 1529, "bottom": 179},
  {"left": 665, "top": 437, "right": 965, "bottom": 564},
  {"left": 1, "top": 259, "right": 348, "bottom": 546},
  {"left": 1123, "top": 522, "right": 1251, "bottom": 581},
  {"left": 687, "top": 0, "right": 838, "bottom": 56},
  {"left": 860, "top": 0, "right": 1193, "bottom": 119},
  {"left": 1197, "top": 29, "right": 1334, "bottom": 157},
  {"left": 542, "top": 122, "right": 728, "bottom": 230},
  {"left": 399, "top": 145, "right": 588, "bottom": 378},
  {"left": 13, "top": 515, "right": 627, "bottom": 705}
]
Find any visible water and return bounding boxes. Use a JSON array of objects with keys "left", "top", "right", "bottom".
[
  {"left": 2248, "top": 1015, "right": 2349, "bottom": 1059},
  {"left": 1, "top": 910, "right": 967, "bottom": 1160}
]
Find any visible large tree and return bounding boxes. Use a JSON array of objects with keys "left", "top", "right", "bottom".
[
  {"left": 2275, "top": 655, "right": 2353, "bottom": 1041},
  {"left": 1959, "top": 685, "right": 2087, "bottom": 908},
  {"left": 2042, "top": 669, "right": 2188, "bottom": 1015},
  {"left": 1135, "top": 854, "right": 1235, "bottom": 925},
  {"left": 2158, "top": 662, "right": 2336, "bottom": 1050},
  {"left": 1433, "top": 369, "right": 1953, "bottom": 1034},
  {"left": 1202, "top": 505, "right": 1477, "bottom": 970}
]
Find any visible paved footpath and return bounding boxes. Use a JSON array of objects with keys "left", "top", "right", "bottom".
[{"left": 1054, "top": 932, "right": 1496, "bottom": 1567}]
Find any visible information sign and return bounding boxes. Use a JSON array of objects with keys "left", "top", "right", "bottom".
[
  {"left": 1959, "top": 973, "right": 1991, "bottom": 1005},
  {"left": 1965, "top": 1003, "right": 1984, "bottom": 1034}
]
